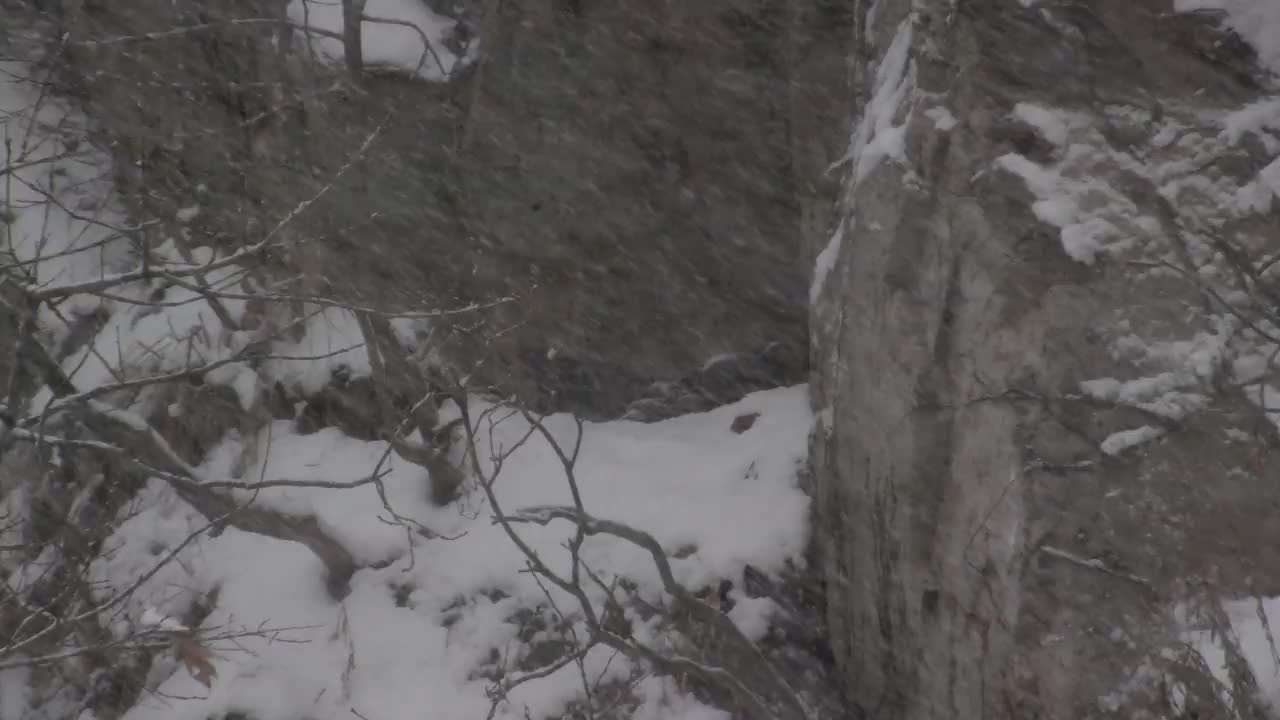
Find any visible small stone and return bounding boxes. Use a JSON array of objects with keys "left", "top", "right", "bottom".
[{"left": 730, "top": 412, "right": 760, "bottom": 434}]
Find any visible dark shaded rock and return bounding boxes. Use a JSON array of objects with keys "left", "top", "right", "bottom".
[
  {"left": 295, "top": 373, "right": 386, "bottom": 441},
  {"left": 151, "top": 381, "right": 247, "bottom": 465},
  {"left": 45, "top": 0, "right": 848, "bottom": 415},
  {"left": 295, "top": 363, "right": 440, "bottom": 440},
  {"left": 730, "top": 412, "right": 760, "bottom": 434},
  {"left": 501, "top": 346, "right": 653, "bottom": 420},
  {"left": 623, "top": 344, "right": 804, "bottom": 421}
]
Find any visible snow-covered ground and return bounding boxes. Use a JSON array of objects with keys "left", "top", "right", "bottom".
[
  {"left": 288, "top": 0, "right": 469, "bottom": 80},
  {"left": 0, "top": 59, "right": 131, "bottom": 332},
  {"left": 98, "top": 389, "right": 812, "bottom": 720}
]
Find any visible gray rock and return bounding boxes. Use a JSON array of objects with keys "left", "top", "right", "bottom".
[
  {"left": 812, "top": 2, "right": 1280, "bottom": 717},
  {"left": 46, "top": 0, "right": 850, "bottom": 417}
]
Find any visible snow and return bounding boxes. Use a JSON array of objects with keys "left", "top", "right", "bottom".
[
  {"left": 633, "top": 677, "right": 731, "bottom": 720},
  {"left": 810, "top": 221, "right": 844, "bottom": 304},
  {"left": 1100, "top": 425, "right": 1165, "bottom": 456},
  {"left": 98, "top": 512, "right": 346, "bottom": 720},
  {"left": 24, "top": 257, "right": 252, "bottom": 412},
  {"left": 1246, "top": 383, "right": 1280, "bottom": 432},
  {"left": 1079, "top": 373, "right": 1208, "bottom": 421},
  {"left": 92, "top": 387, "right": 813, "bottom": 720},
  {"left": 0, "top": 666, "right": 30, "bottom": 720},
  {"left": 288, "top": 0, "right": 466, "bottom": 80},
  {"left": 1233, "top": 175, "right": 1277, "bottom": 213},
  {"left": 1183, "top": 597, "right": 1280, "bottom": 713},
  {"left": 1012, "top": 102, "right": 1070, "bottom": 147},
  {"left": 992, "top": 100, "right": 1189, "bottom": 268},
  {"left": 504, "top": 644, "right": 632, "bottom": 717},
  {"left": 849, "top": 19, "right": 915, "bottom": 185},
  {"left": 264, "top": 305, "right": 371, "bottom": 396},
  {"left": 0, "top": 61, "right": 130, "bottom": 330},
  {"left": 1110, "top": 324, "right": 1236, "bottom": 381},
  {"left": 203, "top": 424, "right": 435, "bottom": 565},
  {"left": 1218, "top": 97, "right": 1280, "bottom": 145},
  {"left": 1174, "top": 0, "right": 1280, "bottom": 75},
  {"left": 1079, "top": 323, "right": 1235, "bottom": 428},
  {"left": 4, "top": 43, "right": 818, "bottom": 720},
  {"left": 1258, "top": 155, "right": 1280, "bottom": 204},
  {"left": 139, "top": 607, "right": 190, "bottom": 633},
  {"left": 995, "top": 149, "right": 1133, "bottom": 264},
  {"left": 0, "top": 62, "right": 265, "bottom": 426},
  {"left": 924, "top": 106, "right": 958, "bottom": 131},
  {"left": 727, "top": 595, "right": 779, "bottom": 643},
  {"left": 203, "top": 361, "right": 260, "bottom": 411},
  {"left": 815, "top": 16, "right": 917, "bottom": 303},
  {"left": 700, "top": 352, "right": 740, "bottom": 371},
  {"left": 388, "top": 315, "right": 428, "bottom": 348}
]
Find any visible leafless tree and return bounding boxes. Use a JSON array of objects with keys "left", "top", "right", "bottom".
[{"left": 0, "top": 32, "right": 484, "bottom": 713}]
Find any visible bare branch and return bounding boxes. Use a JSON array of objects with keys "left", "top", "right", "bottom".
[
  {"left": 26, "top": 120, "right": 384, "bottom": 301},
  {"left": 66, "top": 18, "right": 346, "bottom": 47},
  {"left": 359, "top": 13, "right": 448, "bottom": 78}
]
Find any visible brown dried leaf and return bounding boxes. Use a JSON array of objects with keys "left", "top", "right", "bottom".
[{"left": 174, "top": 634, "right": 218, "bottom": 688}]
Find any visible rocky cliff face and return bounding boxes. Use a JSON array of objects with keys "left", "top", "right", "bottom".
[
  {"left": 812, "top": 1, "right": 1280, "bottom": 717},
  {"left": 38, "top": 0, "right": 851, "bottom": 419}
]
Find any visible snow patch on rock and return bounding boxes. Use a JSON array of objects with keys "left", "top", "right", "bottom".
[{"left": 1175, "top": 0, "right": 1280, "bottom": 75}]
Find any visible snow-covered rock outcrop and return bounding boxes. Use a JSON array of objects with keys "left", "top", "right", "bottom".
[{"left": 812, "top": 1, "right": 1280, "bottom": 717}]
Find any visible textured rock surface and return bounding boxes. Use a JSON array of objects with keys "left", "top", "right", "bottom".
[
  {"left": 44, "top": 0, "right": 851, "bottom": 417},
  {"left": 812, "top": 1, "right": 1280, "bottom": 717}
]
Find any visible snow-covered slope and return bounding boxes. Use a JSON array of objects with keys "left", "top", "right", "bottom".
[
  {"left": 100, "top": 389, "right": 811, "bottom": 720},
  {"left": 1, "top": 31, "right": 818, "bottom": 720}
]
